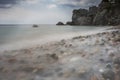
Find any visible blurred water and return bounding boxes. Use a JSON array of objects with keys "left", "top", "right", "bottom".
[{"left": 0, "top": 25, "right": 107, "bottom": 51}]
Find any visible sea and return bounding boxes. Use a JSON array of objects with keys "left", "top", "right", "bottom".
[{"left": 0, "top": 25, "right": 107, "bottom": 51}]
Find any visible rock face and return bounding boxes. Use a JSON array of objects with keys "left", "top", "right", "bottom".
[{"left": 64, "top": 0, "right": 120, "bottom": 26}]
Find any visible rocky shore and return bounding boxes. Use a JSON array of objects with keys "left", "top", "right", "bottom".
[
  {"left": 57, "top": 0, "right": 120, "bottom": 26},
  {"left": 0, "top": 28, "right": 120, "bottom": 80}
]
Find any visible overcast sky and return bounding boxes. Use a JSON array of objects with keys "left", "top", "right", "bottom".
[{"left": 0, "top": 0, "right": 101, "bottom": 24}]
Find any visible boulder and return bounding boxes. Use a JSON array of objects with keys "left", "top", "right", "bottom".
[
  {"left": 56, "top": 22, "right": 64, "bottom": 25},
  {"left": 66, "top": 21, "right": 74, "bottom": 25}
]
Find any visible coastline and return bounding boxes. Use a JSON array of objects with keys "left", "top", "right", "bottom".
[{"left": 0, "top": 27, "right": 120, "bottom": 80}]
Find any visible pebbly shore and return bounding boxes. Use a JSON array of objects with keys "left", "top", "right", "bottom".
[{"left": 0, "top": 28, "right": 120, "bottom": 80}]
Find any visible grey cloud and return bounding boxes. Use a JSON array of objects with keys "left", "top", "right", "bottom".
[
  {"left": 0, "top": 0, "right": 19, "bottom": 8},
  {"left": 55, "top": 0, "right": 102, "bottom": 8}
]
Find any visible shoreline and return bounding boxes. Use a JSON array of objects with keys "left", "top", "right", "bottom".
[
  {"left": 0, "top": 27, "right": 108, "bottom": 53},
  {"left": 0, "top": 27, "right": 120, "bottom": 80}
]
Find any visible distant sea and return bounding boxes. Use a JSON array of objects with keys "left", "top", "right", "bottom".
[{"left": 0, "top": 25, "right": 107, "bottom": 51}]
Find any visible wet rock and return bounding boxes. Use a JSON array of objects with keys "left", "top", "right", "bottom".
[
  {"left": 0, "top": 56, "right": 2, "bottom": 60},
  {"left": 90, "top": 75, "right": 99, "bottom": 80},
  {"left": 0, "top": 67, "right": 4, "bottom": 71},
  {"left": 21, "top": 66, "right": 35, "bottom": 72},
  {"left": 99, "top": 58, "right": 105, "bottom": 62},
  {"left": 63, "top": 71, "right": 72, "bottom": 78},
  {"left": 2, "top": 67, "right": 8, "bottom": 73},
  {"left": 77, "top": 68, "right": 87, "bottom": 77},
  {"left": 7, "top": 58, "right": 17, "bottom": 63},
  {"left": 101, "top": 64, "right": 115, "bottom": 80},
  {"left": 108, "top": 53, "right": 115, "bottom": 58},
  {"left": 56, "top": 22, "right": 64, "bottom": 25},
  {"left": 66, "top": 21, "right": 74, "bottom": 25},
  {"left": 113, "top": 57, "right": 120, "bottom": 65},
  {"left": 49, "top": 54, "right": 59, "bottom": 60},
  {"left": 81, "top": 54, "right": 86, "bottom": 57},
  {"left": 114, "top": 64, "right": 120, "bottom": 80},
  {"left": 55, "top": 67, "right": 62, "bottom": 72}
]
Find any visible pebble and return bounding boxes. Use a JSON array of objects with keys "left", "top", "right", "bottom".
[
  {"left": 113, "top": 57, "right": 120, "bottom": 65},
  {"left": 77, "top": 68, "right": 87, "bottom": 77},
  {"left": 7, "top": 58, "right": 17, "bottom": 63}
]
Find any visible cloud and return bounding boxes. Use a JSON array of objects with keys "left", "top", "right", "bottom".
[
  {"left": 0, "top": 0, "right": 102, "bottom": 24},
  {"left": 0, "top": 6, "right": 71, "bottom": 24},
  {"left": 24, "top": 0, "right": 39, "bottom": 4},
  {"left": 47, "top": 4, "right": 57, "bottom": 9},
  {"left": 54, "top": 0, "right": 102, "bottom": 8},
  {"left": 0, "top": 0, "right": 18, "bottom": 8}
]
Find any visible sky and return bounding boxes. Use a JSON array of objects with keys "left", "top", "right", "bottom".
[{"left": 0, "top": 0, "right": 101, "bottom": 24}]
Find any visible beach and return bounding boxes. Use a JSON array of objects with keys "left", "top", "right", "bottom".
[{"left": 0, "top": 27, "right": 120, "bottom": 80}]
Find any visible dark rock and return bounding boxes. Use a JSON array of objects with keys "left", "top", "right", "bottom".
[
  {"left": 50, "top": 54, "right": 59, "bottom": 60},
  {"left": 88, "top": 6, "right": 98, "bottom": 18},
  {"left": 101, "top": 64, "right": 115, "bottom": 80},
  {"left": 72, "top": 9, "right": 90, "bottom": 25},
  {"left": 56, "top": 22, "right": 64, "bottom": 25},
  {"left": 33, "top": 24, "right": 38, "bottom": 28},
  {"left": 75, "top": 16, "right": 93, "bottom": 25},
  {"left": 113, "top": 57, "right": 120, "bottom": 65},
  {"left": 66, "top": 21, "right": 74, "bottom": 25},
  {"left": 64, "top": 0, "right": 120, "bottom": 26},
  {"left": 99, "top": 58, "right": 105, "bottom": 62}
]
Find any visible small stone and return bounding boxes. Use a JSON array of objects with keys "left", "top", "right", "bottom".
[
  {"left": 77, "top": 68, "right": 87, "bottom": 77},
  {"left": 0, "top": 67, "right": 4, "bottom": 71},
  {"left": 81, "top": 54, "right": 86, "bottom": 57},
  {"left": 7, "top": 58, "right": 17, "bottom": 63},
  {"left": 109, "top": 53, "right": 115, "bottom": 57},
  {"left": 101, "top": 64, "right": 115, "bottom": 80},
  {"left": 99, "top": 58, "right": 105, "bottom": 62},
  {"left": 63, "top": 71, "right": 72, "bottom": 78},
  {"left": 113, "top": 57, "right": 120, "bottom": 65},
  {"left": 90, "top": 75, "right": 99, "bottom": 80},
  {"left": 0, "top": 57, "right": 2, "bottom": 60},
  {"left": 33, "top": 69, "right": 38, "bottom": 73},
  {"left": 2, "top": 68, "right": 8, "bottom": 73},
  {"left": 50, "top": 54, "right": 58, "bottom": 60},
  {"left": 114, "top": 64, "right": 120, "bottom": 69}
]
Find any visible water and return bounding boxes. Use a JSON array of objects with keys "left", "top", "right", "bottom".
[{"left": 0, "top": 25, "right": 106, "bottom": 51}]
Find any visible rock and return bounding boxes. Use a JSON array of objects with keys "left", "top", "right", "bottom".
[
  {"left": 56, "top": 22, "right": 64, "bottom": 25},
  {"left": 50, "top": 54, "right": 59, "bottom": 60},
  {"left": 66, "top": 21, "right": 74, "bottom": 25},
  {"left": 33, "top": 24, "right": 38, "bottom": 28},
  {"left": 114, "top": 64, "right": 120, "bottom": 80},
  {"left": 7, "top": 58, "right": 17, "bottom": 63},
  {"left": 93, "top": 9, "right": 108, "bottom": 25},
  {"left": 71, "top": 9, "right": 91, "bottom": 25},
  {"left": 75, "top": 16, "right": 93, "bottom": 25},
  {"left": 101, "top": 63, "right": 115, "bottom": 80},
  {"left": 65, "top": 0, "right": 120, "bottom": 26},
  {"left": 113, "top": 57, "right": 120, "bottom": 65},
  {"left": 90, "top": 75, "right": 99, "bottom": 80},
  {"left": 88, "top": 6, "right": 98, "bottom": 19}
]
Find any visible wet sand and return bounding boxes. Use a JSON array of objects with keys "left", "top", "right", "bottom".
[{"left": 0, "top": 28, "right": 120, "bottom": 80}]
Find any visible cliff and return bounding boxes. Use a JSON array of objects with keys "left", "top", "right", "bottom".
[{"left": 57, "top": 0, "right": 120, "bottom": 26}]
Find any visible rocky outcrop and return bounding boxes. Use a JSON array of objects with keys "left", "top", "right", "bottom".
[
  {"left": 58, "top": 0, "right": 120, "bottom": 26},
  {"left": 56, "top": 22, "right": 64, "bottom": 25}
]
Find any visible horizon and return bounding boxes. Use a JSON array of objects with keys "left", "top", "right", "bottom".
[{"left": 0, "top": 0, "right": 101, "bottom": 24}]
